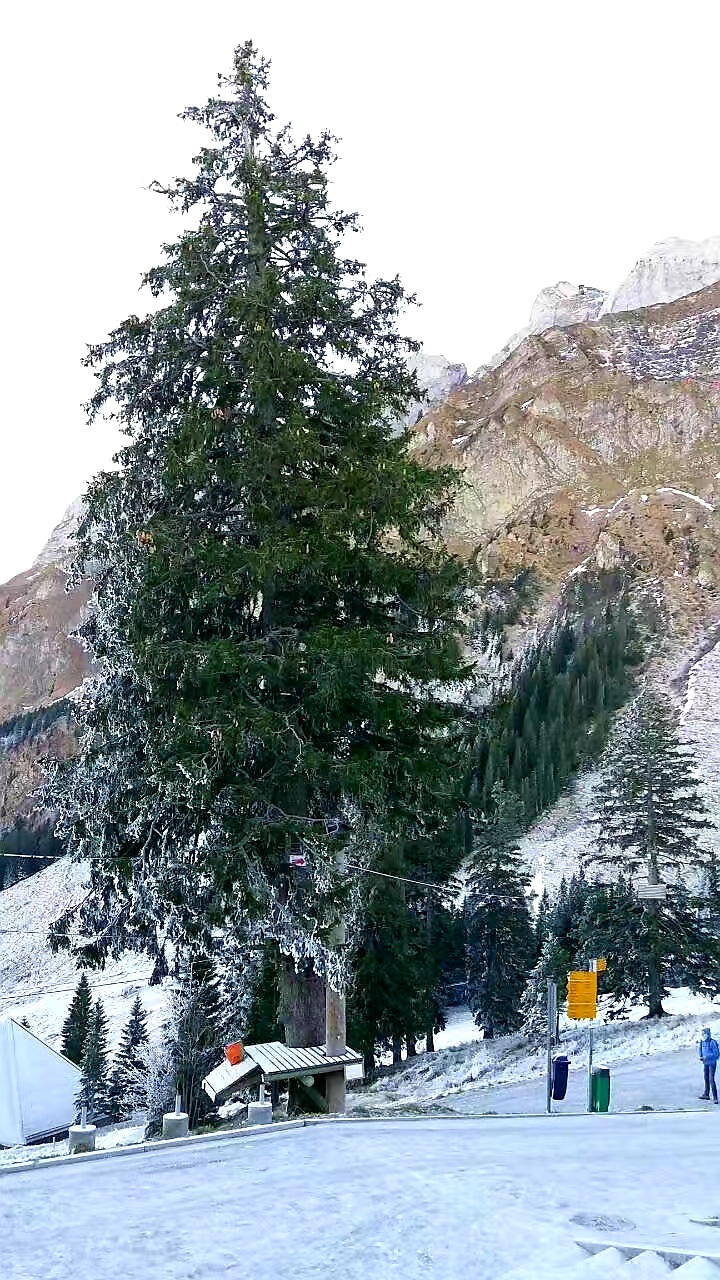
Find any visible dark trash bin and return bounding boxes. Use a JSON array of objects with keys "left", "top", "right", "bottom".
[{"left": 551, "top": 1055, "right": 569, "bottom": 1101}]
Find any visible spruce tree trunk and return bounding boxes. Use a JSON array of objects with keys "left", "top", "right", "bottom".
[
  {"left": 426, "top": 1026, "right": 435, "bottom": 1053},
  {"left": 406, "top": 1035, "right": 417, "bottom": 1058},
  {"left": 278, "top": 956, "right": 327, "bottom": 1114},
  {"left": 392, "top": 1037, "right": 403, "bottom": 1065},
  {"left": 278, "top": 956, "right": 326, "bottom": 1046},
  {"left": 645, "top": 904, "right": 665, "bottom": 1018},
  {"left": 645, "top": 847, "right": 666, "bottom": 1018}
]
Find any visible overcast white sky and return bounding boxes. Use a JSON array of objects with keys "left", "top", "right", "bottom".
[{"left": 2, "top": 0, "right": 719, "bottom": 582}]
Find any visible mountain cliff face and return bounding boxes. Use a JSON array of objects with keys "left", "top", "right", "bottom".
[
  {"left": 413, "top": 279, "right": 720, "bottom": 648},
  {"left": 0, "top": 501, "right": 89, "bottom": 725},
  {"left": 478, "top": 235, "right": 720, "bottom": 376}
]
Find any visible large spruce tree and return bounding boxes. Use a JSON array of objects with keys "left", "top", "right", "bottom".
[
  {"left": 585, "top": 688, "right": 715, "bottom": 1016},
  {"left": 48, "top": 45, "right": 471, "bottom": 1029},
  {"left": 465, "top": 785, "right": 535, "bottom": 1038}
]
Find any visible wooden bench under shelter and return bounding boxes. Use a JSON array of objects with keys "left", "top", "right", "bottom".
[{"left": 202, "top": 1040, "right": 363, "bottom": 1114}]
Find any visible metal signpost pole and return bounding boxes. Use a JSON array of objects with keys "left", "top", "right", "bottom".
[
  {"left": 546, "top": 980, "right": 557, "bottom": 1115},
  {"left": 587, "top": 1022, "right": 594, "bottom": 1113}
]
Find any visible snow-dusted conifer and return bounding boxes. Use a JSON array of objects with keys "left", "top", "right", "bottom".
[
  {"left": 61, "top": 972, "right": 92, "bottom": 1065},
  {"left": 146, "top": 951, "right": 223, "bottom": 1135},
  {"left": 585, "top": 688, "right": 715, "bottom": 1016},
  {"left": 77, "top": 999, "right": 110, "bottom": 1121},
  {"left": 107, "top": 996, "right": 150, "bottom": 1122},
  {"left": 465, "top": 785, "right": 535, "bottom": 1038},
  {"left": 46, "top": 44, "right": 471, "bottom": 1033}
]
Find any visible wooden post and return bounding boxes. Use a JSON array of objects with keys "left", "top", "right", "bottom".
[
  {"left": 324, "top": 904, "right": 347, "bottom": 1113},
  {"left": 325, "top": 920, "right": 347, "bottom": 1058}
]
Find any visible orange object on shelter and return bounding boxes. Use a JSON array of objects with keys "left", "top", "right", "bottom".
[{"left": 224, "top": 1042, "right": 244, "bottom": 1066}]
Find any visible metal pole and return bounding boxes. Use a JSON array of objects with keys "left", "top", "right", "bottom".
[
  {"left": 546, "top": 980, "right": 557, "bottom": 1115},
  {"left": 587, "top": 1023, "right": 594, "bottom": 1113},
  {"left": 175, "top": 1091, "right": 182, "bottom": 1116}
]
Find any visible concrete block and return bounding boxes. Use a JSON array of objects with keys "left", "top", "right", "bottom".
[
  {"left": 68, "top": 1124, "right": 97, "bottom": 1155},
  {"left": 162, "top": 1112, "right": 190, "bottom": 1140},
  {"left": 247, "top": 1101, "right": 273, "bottom": 1127}
]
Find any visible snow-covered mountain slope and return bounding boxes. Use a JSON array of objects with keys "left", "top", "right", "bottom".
[
  {"left": 517, "top": 631, "right": 720, "bottom": 895},
  {"left": 0, "top": 856, "right": 168, "bottom": 1051}
]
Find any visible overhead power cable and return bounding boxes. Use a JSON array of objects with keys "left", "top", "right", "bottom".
[
  {"left": 0, "top": 972, "right": 153, "bottom": 1005},
  {"left": 344, "top": 861, "right": 454, "bottom": 893}
]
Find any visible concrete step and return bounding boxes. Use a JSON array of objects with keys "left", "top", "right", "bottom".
[{"left": 501, "top": 1242, "right": 720, "bottom": 1279}]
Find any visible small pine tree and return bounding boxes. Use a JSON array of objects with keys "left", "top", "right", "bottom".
[
  {"left": 77, "top": 999, "right": 110, "bottom": 1121},
  {"left": 465, "top": 785, "right": 535, "bottom": 1039},
  {"left": 61, "top": 973, "right": 92, "bottom": 1065},
  {"left": 535, "top": 887, "right": 551, "bottom": 955},
  {"left": 586, "top": 688, "right": 715, "bottom": 1016},
  {"left": 107, "top": 997, "right": 150, "bottom": 1122},
  {"left": 146, "top": 952, "right": 223, "bottom": 1137},
  {"left": 519, "top": 944, "right": 555, "bottom": 1044}
]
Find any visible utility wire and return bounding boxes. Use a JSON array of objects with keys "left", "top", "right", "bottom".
[
  {"left": 0, "top": 973, "right": 153, "bottom": 1005},
  {"left": 344, "top": 861, "right": 453, "bottom": 893},
  {"left": 0, "top": 853, "right": 60, "bottom": 860}
]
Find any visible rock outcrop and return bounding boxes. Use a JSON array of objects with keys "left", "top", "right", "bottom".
[
  {"left": 0, "top": 504, "right": 90, "bottom": 725},
  {"left": 604, "top": 236, "right": 720, "bottom": 316},
  {"left": 399, "top": 353, "right": 468, "bottom": 428}
]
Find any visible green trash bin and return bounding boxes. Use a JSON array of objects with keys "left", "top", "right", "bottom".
[{"left": 591, "top": 1066, "right": 611, "bottom": 1113}]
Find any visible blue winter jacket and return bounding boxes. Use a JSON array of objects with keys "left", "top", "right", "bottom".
[{"left": 699, "top": 1036, "right": 719, "bottom": 1064}]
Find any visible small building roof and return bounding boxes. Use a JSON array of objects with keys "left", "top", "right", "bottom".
[
  {"left": 244, "top": 1041, "right": 363, "bottom": 1083},
  {"left": 202, "top": 1040, "right": 363, "bottom": 1105}
]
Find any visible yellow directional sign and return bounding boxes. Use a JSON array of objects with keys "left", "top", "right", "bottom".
[
  {"left": 567, "top": 970, "right": 597, "bottom": 1020},
  {"left": 595, "top": 957, "right": 607, "bottom": 973}
]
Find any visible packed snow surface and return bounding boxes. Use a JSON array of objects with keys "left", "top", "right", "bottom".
[{"left": 5, "top": 1114, "right": 720, "bottom": 1279}]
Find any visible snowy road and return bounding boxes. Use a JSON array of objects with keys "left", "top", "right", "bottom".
[
  {"left": 5, "top": 1115, "right": 720, "bottom": 1280},
  {"left": 443, "top": 1045, "right": 715, "bottom": 1115}
]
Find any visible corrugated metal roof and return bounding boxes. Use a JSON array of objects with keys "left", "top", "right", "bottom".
[
  {"left": 201, "top": 1040, "right": 363, "bottom": 1102},
  {"left": 202, "top": 1054, "right": 262, "bottom": 1104},
  {"left": 244, "top": 1041, "right": 363, "bottom": 1082}
]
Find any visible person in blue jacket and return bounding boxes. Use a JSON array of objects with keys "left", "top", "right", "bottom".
[{"left": 698, "top": 1027, "right": 719, "bottom": 1102}]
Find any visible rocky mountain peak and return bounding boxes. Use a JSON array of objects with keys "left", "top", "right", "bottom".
[
  {"left": 32, "top": 499, "right": 85, "bottom": 574},
  {"left": 604, "top": 235, "right": 720, "bottom": 316}
]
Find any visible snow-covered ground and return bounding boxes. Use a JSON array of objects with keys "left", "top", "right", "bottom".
[
  {"left": 4, "top": 1114, "right": 720, "bottom": 1280},
  {"left": 352, "top": 991, "right": 720, "bottom": 1115},
  {"left": 0, "top": 857, "right": 168, "bottom": 1053},
  {"left": 0, "top": 1122, "right": 145, "bottom": 1168}
]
